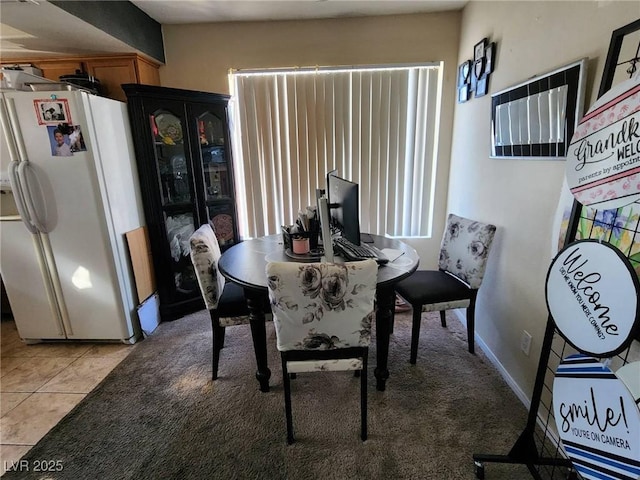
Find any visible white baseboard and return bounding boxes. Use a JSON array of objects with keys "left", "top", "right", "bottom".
[{"left": 453, "top": 309, "right": 531, "bottom": 410}]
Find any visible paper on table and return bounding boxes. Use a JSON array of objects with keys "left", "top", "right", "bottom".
[{"left": 381, "top": 248, "right": 404, "bottom": 262}]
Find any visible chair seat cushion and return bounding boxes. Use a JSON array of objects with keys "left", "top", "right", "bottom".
[
  {"left": 217, "top": 282, "right": 271, "bottom": 319},
  {"left": 395, "top": 270, "right": 472, "bottom": 306},
  {"left": 217, "top": 281, "right": 251, "bottom": 317}
]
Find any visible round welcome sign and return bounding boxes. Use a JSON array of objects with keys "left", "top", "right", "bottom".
[
  {"left": 546, "top": 239, "right": 640, "bottom": 356},
  {"left": 565, "top": 75, "right": 640, "bottom": 210},
  {"left": 553, "top": 354, "right": 640, "bottom": 480}
]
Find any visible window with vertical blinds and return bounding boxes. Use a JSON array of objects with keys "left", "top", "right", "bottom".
[{"left": 229, "top": 63, "right": 443, "bottom": 239}]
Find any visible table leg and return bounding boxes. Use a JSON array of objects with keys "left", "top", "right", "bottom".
[
  {"left": 374, "top": 286, "right": 394, "bottom": 391},
  {"left": 245, "top": 288, "right": 271, "bottom": 392}
]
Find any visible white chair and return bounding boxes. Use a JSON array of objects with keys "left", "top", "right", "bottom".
[
  {"left": 266, "top": 259, "right": 378, "bottom": 444},
  {"left": 395, "top": 213, "right": 496, "bottom": 360},
  {"left": 190, "top": 224, "right": 252, "bottom": 380}
]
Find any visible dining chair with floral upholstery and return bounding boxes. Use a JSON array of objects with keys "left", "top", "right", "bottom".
[
  {"left": 189, "top": 223, "right": 252, "bottom": 380},
  {"left": 395, "top": 213, "right": 497, "bottom": 360},
  {"left": 266, "top": 259, "right": 378, "bottom": 444}
]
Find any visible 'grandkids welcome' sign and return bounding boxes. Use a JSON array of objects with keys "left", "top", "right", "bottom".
[{"left": 565, "top": 75, "right": 640, "bottom": 210}]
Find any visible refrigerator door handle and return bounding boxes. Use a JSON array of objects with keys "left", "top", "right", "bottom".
[
  {"left": 17, "top": 161, "right": 50, "bottom": 233},
  {"left": 4, "top": 98, "right": 50, "bottom": 233},
  {"left": 0, "top": 99, "right": 37, "bottom": 233},
  {"left": 8, "top": 161, "right": 38, "bottom": 233}
]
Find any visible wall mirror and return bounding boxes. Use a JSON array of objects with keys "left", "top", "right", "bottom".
[{"left": 490, "top": 58, "right": 587, "bottom": 160}]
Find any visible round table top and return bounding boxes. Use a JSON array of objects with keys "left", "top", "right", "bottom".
[{"left": 218, "top": 233, "right": 420, "bottom": 291}]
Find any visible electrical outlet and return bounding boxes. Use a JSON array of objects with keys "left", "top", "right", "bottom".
[{"left": 521, "top": 330, "right": 532, "bottom": 356}]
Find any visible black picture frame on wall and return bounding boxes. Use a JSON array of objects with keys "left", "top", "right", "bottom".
[
  {"left": 457, "top": 60, "right": 472, "bottom": 103},
  {"left": 458, "top": 84, "right": 470, "bottom": 103},
  {"left": 490, "top": 58, "right": 588, "bottom": 159},
  {"left": 474, "top": 37, "right": 486, "bottom": 61},
  {"left": 485, "top": 42, "right": 496, "bottom": 74},
  {"left": 458, "top": 60, "right": 471, "bottom": 86},
  {"left": 473, "top": 38, "right": 487, "bottom": 81},
  {"left": 475, "top": 76, "right": 488, "bottom": 97}
]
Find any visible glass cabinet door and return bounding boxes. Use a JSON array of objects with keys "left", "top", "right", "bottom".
[
  {"left": 194, "top": 109, "right": 238, "bottom": 249},
  {"left": 198, "top": 111, "right": 232, "bottom": 201},
  {"left": 208, "top": 204, "right": 236, "bottom": 248},
  {"left": 150, "top": 110, "right": 192, "bottom": 206},
  {"left": 149, "top": 108, "right": 198, "bottom": 296},
  {"left": 164, "top": 210, "right": 197, "bottom": 294}
]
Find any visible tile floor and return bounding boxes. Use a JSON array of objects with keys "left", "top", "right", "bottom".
[{"left": 0, "top": 319, "right": 136, "bottom": 476}]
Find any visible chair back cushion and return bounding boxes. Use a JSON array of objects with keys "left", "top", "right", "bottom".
[
  {"left": 189, "top": 224, "right": 226, "bottom": 310},
  {"left": 266, "top": 260, "right": 378, "bottom": 352},
  {"left": 439, "top": 214, "right": 496, "bottom": 289}
]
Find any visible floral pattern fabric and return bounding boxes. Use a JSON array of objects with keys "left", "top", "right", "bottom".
[
  {"left": 439, "top": 214, "right": 497, "bottom": 289},
  {"left": 218, "top": 315, "right": 250, "bottom": 328},
  {"left": 189, "top": 224, "right": 226, "bottom": 310},
  {"left": 266, "top": 260, "right": 378, "bottom": 352},
  {"left": 286, "top": 358, "right": 363, "bottom": 373},
  {"left": 421, "top": 299, "right": 470, "bottom": 313}
]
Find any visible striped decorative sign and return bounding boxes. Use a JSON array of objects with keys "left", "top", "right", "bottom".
[
  {"left": 553, "top": 354, "right": 640, "bottom": 480},
  {"left": 565, "top": 75, "right": 640, "bottom": 210}
]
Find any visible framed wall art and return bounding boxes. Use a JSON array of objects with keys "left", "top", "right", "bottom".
[
  {"left": 457, "top": 60, "right": 472, "bottom": 103},
  {"left": 490, "top": 58, "right": 587, "bottom": 159},
  {"left": 485, "top": 42, "right": 496, "bottom": 74},
  {"left": 472, "top": 38, "right": 487, "bottom": 94}
]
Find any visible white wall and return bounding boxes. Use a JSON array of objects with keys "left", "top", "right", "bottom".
[{"left": 450, "top": 1, "right": 638, "bottom": 399}]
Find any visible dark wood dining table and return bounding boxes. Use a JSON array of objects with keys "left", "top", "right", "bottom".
[{"left": 218, "top": 233, "right": 419, "bottom": 392}]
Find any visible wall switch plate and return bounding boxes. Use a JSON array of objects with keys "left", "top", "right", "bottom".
[{"left": 521, "top": 330, "right": 532, "bottom": 356}]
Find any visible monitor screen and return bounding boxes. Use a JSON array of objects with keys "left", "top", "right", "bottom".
[{"left": 327, "top": 171, "right": 361, "bottom": 246}]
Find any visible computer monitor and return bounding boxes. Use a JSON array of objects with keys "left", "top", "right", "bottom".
[{"left": 327, "top": 170, "right": 361, "bottom": 246}]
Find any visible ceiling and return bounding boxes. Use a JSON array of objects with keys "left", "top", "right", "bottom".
[
  {"left": 0, "top": 0, "right": 467, "bottom": 60},
  {"left": 129, "top": 0, "right": 468, "bottom": 24}
]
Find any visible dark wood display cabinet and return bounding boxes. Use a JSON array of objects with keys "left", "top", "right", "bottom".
[{"left": 123, "top": 84, "right": 240, "bottom": 321}]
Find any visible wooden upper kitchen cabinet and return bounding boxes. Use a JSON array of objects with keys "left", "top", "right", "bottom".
[
  {"left": 84, "top": 56, "right": 161, "bottom": 101},
  {"left": 2, "top": 54, "right": 161, "bottom": 102}
]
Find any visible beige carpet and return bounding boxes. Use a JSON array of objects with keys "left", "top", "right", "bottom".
[{"left": 3, "top": 310, "right": 535, "bottom": 479}]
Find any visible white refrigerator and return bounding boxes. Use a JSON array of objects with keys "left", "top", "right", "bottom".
[{"left": 0, "top": 89, "right": 145, "bottom": 343}]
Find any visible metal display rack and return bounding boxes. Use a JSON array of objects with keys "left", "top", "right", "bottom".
[{"left": 472, "top": 18, "right": 640, "bottom": 480}]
